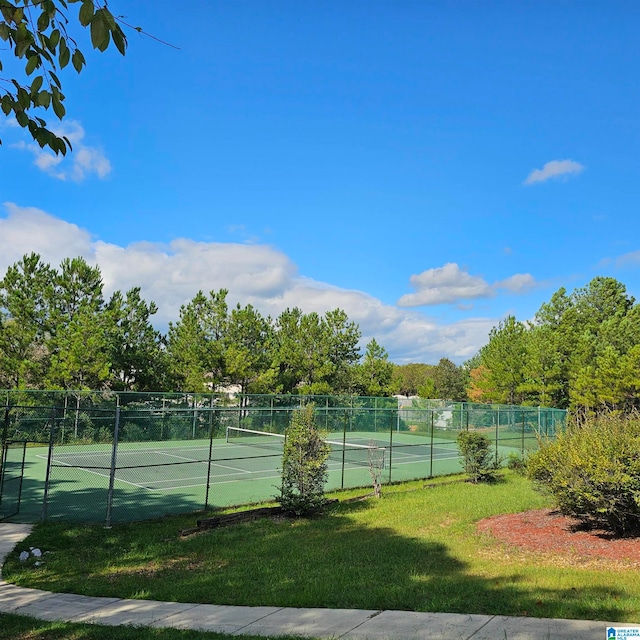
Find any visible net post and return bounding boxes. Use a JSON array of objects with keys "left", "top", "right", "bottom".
[{"left": 105, "top": 406, "right": 121, "bottom": 528}]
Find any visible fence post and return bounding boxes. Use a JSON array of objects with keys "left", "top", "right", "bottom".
[
  {"left": 340, "top": 412, "right": 347, "bottom": 489},
  {"left": 192, "top": 395, "right": 197, "bottom": 439},
  {"left": 105, "top": 406, "right": 121, "bottom": 528},
  {"left": 388, "top": 409, "right": 394, "bottom": 484},
  {"left": 1, "top": 403, "right": 9, "bottom": 449},
  {"left": 41, "top": 407, "right": 58, "bottom": 521},
  {"left": 429, "top": 409, "right": 434, "bottom": 478},
  {"left": 495, "top": 407, "right": 500, "bottom": 466},
  {"left": 205, "top": 413, "right": 214, "bottom": 510}
]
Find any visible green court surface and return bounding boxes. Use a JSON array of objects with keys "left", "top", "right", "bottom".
[{"left": 4, "top": 430, "right": 530, "bottom": 525}]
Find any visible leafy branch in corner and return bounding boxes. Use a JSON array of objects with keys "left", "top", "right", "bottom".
[{"left": 0, "top": 0, "right": 175, "bottom": 155}]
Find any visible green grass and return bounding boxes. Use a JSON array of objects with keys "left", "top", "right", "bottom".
[
  {"left": 0, "top": 613, "right": 309, "bottom": 640},
  {"left": 5, "top": 472, "right": 640, "bottom": 622}
]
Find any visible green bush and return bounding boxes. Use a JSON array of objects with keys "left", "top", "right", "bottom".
[
  {"left": 456, "top": 431, "right": 500, "bottom": 483},
  {"left": 527, "top": 414, "right": 640, "bottom": 536},
  {"left": 277, "top": 404, "right": 330, "bottom": 516},
  {"left": 506, "top": 451, "right": 527, "bottom": 475}
]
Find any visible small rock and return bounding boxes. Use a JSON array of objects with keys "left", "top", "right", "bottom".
[
  {"left": 19, "top": 551, "right": 29, "bottom": 562},
  {"left": 31, "top": 548, "right": 42, "bottom": 557}
]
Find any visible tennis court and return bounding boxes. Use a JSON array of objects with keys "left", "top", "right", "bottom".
[
  {"left": 40, "top": 431, "right": 462, "bottom": 492},
  {"left": 16, "top": 429, "right": 465, "bottom": 523},
  {"left": 0, "top": 393, "right": 565, "bottom": 524}
]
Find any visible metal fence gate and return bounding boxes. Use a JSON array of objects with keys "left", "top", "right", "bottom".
[{"left": 0, "top": 439, "right": 27, "bottom": 520}]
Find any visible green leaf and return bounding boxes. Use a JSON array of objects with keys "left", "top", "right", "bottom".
[
  {"left": 34, "top": 128, "right": 50, "bottom": 149},
  {"left": 49, "top": 28, "right": 60, "bottom": 50},
  {"left": 0, "top": 22, "right": 9, "bottom": 41},
  {"left": 51, "top": 90, "right": 65, "bottom": 119},
  {"left": 51, "top": 135, "right": 66, "bottom": 155},
  {"left": 59, "top": 39, "right": 70, "bottom": 68},
  {"left": 17, "top": 87, "right": 30, "bottom": 109},
  {"left": 102, "top": 8, "right": 117, "bottom": 30},
  {"left": 49, "top": 70, "right": 61, "bottom": 88},
  {"left": 25, "top": 53, "right": 38, "bottom": 75},
  {"left": 90, "top": 10, "right": 110, "bottom": 52},
  {"left": 15, "top": 38, "right": 31, "bottom": 58},
  {"left": 71, "top": 48, "right": 85, "bottom": 73},
  {"left": 30, "top": 75, "right": 43, "bottom": 96},
  {"left": 37, "top": 90, "right": 51, "bottom": 108},
  {"left": 37, "top": 9, "right": 49, "bottom": 32},
  {"left": 78, "top": 0, "right": 94, "bottom": 27},
  {"left": 15, "top": 110, "right": 28, "bottom": 127},
  {"left": 111, "top": 26, "right": 126, "bottom": 56},
  {"left": 14, "top": 23, "right": 32, "bottom": 57}
]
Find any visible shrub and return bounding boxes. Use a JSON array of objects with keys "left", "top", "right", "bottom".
[
  {"left": 527, "top": 414, "right": 640, "bottom": 536},
  {"left": 456, "top": 431, "right": 500, "bottom": 483},
  {"left": 277, "top": 404, "right": 330, "bottom": 516},
  {"left": 506, "top": 451, "right": 527, "bottom": 475}
]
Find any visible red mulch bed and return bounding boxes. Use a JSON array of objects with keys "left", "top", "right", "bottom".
[{"left": 477, "top": 509, "right": 640, "bottom": 565}]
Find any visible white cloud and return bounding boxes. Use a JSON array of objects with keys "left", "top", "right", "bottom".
[
  {"left": 398, "top": 263, "right": 493, "bottom": 306},
  {"left": 494, "top": 273, "right": 536, "bottom": 293},
  {"left": 615, "top": 250, "right": 640, "bottom": 268},
  {"left": 11, "top": 120, "right": 111, "bottom": 182},
  {"left": 398, "top": 263, "right": 537, "bottom": 307},
  {"left": 524, "top": 159, "right": 584, "bottom": 185},
  {"left": 0, "top": 204, "right": 503, "bottom": 363},
  {"left": 0, "top": 203, "right": 93, "bottom": 268}
]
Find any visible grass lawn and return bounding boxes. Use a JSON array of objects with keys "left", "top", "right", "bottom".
[
  {"left": 0, "top": 613, "right": 308, "bottom": 640},
  {"left": 4, "top": 472, "right": 640, "bottom": 623}
]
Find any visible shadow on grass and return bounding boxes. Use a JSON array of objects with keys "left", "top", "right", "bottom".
[{"left": 4, "top": 498, "right": 631, "bottom": 623}]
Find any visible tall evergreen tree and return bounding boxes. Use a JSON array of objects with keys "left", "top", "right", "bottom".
[
  {"left": 354, "top": 338, "right": 394, "bottom": 397},
  {"left": 107, "top": 287, "right": 168, "bottom": 391},
  {"left": 0, "top": 253, "right": 54, "bottom": 388},
  {"left": 167, "top": 289, "right": 228, "bottom": 391},
  {"left": 225, "top": 303, "right": 274, "bottom": 395},
  {"left": 45, "top": 258, "right": 111, "bottom": 391}
]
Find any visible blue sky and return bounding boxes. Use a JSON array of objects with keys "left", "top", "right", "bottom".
[{"left": 2, "top": 1, "right": 640, "bottom": 364}]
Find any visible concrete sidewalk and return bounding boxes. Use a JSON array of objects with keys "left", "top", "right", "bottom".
[{"left": 0, "top": 522, "right": 631, "bottom": 639}]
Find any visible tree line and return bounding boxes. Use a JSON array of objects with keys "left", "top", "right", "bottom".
[
  {"left": 469, "top": 276, "right": 640, "bottom": 414},
  {"left": 0, "top": 253, "right": 409, "bottom": 396},
  {"left": 11, "top": 253, "right": 632, "bottom": 413}
]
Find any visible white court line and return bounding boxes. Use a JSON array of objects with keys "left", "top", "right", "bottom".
[
  {"left": 390, "top": 455, "right": 460, "bottom": 466},
  {"left": 41, "top": 442, "right": 279, "bottom": 462},
  {"left": 154, "top": 451, "right": 210, "bottom": 464},
  {"left": 135, "top": 474, "right": 208, "bottom": 486},
  {"left": 211, "top": 461, "right": 252, "bottom": 474},
  {"left": 391, "top": 449, "right": 458, "bottom": 460},
  {"left": 49, "top": 459, "right": 151, "bottom": 490}
]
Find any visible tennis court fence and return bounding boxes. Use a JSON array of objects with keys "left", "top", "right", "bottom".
[{"left": 0, "top": 392, "right": 566, "bottom": 525}]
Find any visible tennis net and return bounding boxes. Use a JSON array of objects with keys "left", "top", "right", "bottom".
[{"left": 225, "top": 426, "right": 386, "bottom": 468}]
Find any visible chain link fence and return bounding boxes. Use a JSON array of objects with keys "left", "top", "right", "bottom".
[{"left": 0, "top": 392, "right": 566, "bottom": 524}]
